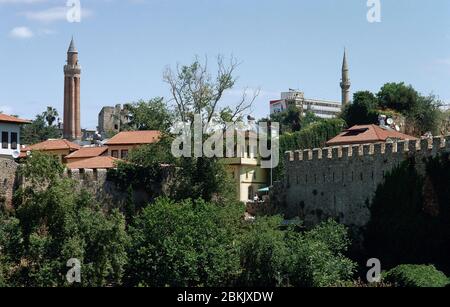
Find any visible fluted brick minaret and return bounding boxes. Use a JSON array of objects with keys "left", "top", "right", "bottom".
[
  {"left": 340, "top": 49, "right": 351, "bottom": 106},
  {"left": 63, "top": 37, "right": 81, "bottom": 141}
]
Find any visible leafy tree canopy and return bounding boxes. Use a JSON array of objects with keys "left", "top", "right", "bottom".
[
  {"left": 21, "top": 114, "right": 61, "bottom": 145},
  {"left": 121, "top": 98, "right": 173, "bottom": 133},
  {"left": 0, "top": 153, "right": 129, "bottom": 287}
]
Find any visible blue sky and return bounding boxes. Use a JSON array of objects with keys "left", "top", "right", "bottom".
[{"left": 0, "top": 0, "right": 449, "bottom": 129}]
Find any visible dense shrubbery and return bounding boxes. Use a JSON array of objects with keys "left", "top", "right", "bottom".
[
  {"left": 384, "top": 265, "right": 449, "bottom": 288},
  {"left": 125, "top": 198, "right": 244, "bottom": 287},
  {"left": 239, "top": 218, "right": 356, "bottom": 287},
  {"left": 1, "top": 153, "right": 129, "bottom": 287},
  {"left": 0, "top": 153, "right": 358, "bottom": 287},
  {"left": 341, "top": 83, "right": 442, "bottom": 136}
]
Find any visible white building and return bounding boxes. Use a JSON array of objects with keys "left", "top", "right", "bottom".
[
  {"left": 0, "top": 113, "right": 30, "bottom": 159},
  {"left": 270, "top": 90, "right": 342, "bottom": 119}
]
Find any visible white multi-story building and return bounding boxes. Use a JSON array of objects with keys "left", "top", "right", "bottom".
[
  {"left": 270, "top": 51, "right": 350, "bottom": 119},
  {"left": 270, "top": 90, "right": 342, "bottom": 119},
  {"left": 0, "top": 113, "right": 30, "bottom": 159}
]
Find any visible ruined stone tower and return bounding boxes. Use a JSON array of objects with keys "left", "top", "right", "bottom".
[
  {"left": 340, "top": 49, "right": 351, "bottom": 106},
  {"left": 63, "top": 37, "right": 81, "bottom": 141}
]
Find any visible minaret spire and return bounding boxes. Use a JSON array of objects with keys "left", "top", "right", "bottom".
[
  {"left": 68, "top": 36, "right": 77, "bottom": 53},
  {"left": 340, "top": 48, "right": 351, "bottom": 106},
  {"left": 63, "top": 37, "right": 82, "bottom": 141}
]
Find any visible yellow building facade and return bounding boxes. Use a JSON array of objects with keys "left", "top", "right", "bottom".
[{"left": 222, "top": 156, "right": 269, "bottom": 203}]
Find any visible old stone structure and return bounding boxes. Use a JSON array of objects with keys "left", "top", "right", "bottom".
[
  {"left": 340, "top": 49, "right": 351, "bottom": 106},
  {"left": 0, "top": 159, "right": 173, "bottom": 212},
  {"left": 63, "top": 37, "right": 82, "bottom": 141},
  {"left": 98, "top": 104, "right": 129, "bottom": 138},
  {"left": 275, "top": 136, "right": 450, "bottom": 232}
]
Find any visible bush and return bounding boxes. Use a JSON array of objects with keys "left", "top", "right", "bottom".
[
  {"left": 6, "top": 153, "right": 130, "bottom": 287},
  {"left": 126, "top": 198, "right": 244, "bottom": 287},
  {"left": 384, "top": 265, "right": 449, "bottom": 288},
  {"left": 239, "top": 218, "right": 356, "bottom": 287}
]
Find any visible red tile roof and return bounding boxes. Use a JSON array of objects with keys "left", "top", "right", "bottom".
[
  {"left": 66, "top": 146, "right": 108, "bottom": 159},
  {"left": 23, "top": 139, "right": 81, "bottom": 152},
  {"left": 66, "top": 156, "right": 119, "bottom": 170},
  {"left": 0, "top": 113, "right": 31, "bottom": 124},
  {"left": 326, "top": 125, "right": 418, "bottom": 146},
  {"left": 105, "top": 130, "right": 161, "bottom": 145}
]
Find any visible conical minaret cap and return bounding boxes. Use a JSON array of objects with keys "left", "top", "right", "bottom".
[
  {"left": 68, "top": 37, "right": 78, "bottom": 53},
  {"left": 342, "top": 48, "right": 349, "bottom": 72}
]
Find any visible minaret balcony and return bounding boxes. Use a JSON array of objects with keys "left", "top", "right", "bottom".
[{"left": 64, "top": 65, "right": 81, "bottom": 75}]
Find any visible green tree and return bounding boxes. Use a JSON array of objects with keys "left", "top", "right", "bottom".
[
  {"left": 264, "top": 107, "right": 321, "bottom": 134},
  {"left": 42, "top": 106, "right": 59, "bottom": 127},
  {"left": 6, "top": 153, "right": 129, "bottom": 287},
  {"left": 21, "top": 114, "right": 61, "bottom": 145},
  {"left": 126, "top": 197, "right": 244, "bottom": 287},
  {"left": 341, "top": 91, "right": 379, "bottom": 127},
  {"left": 122, "top": 98, "right": 173, "bottom": 132},
  {"left": 107, "top": 135, "right": 177, "bottom": 217},
  {"left": 109, "top": 134, "right": 236, "bottom": 207},
  {"left": 377, "top": 82, "right": 420, "bottom": 113},
  {"left": 239, "top": 218, "right": 356, "bottom": 287},
  {"left": 163, "top": 56, "right": 258, "bottom": 128},
  {"left": 170, "top": 156, "right": 235, "bottom": 203},
  {"left": 377, "top": 82, "right": 442, "bottom": 135}
]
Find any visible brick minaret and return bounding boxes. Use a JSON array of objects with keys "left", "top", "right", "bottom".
[
  {"left": 63, "top": 37, "right": 81, "bottom": 141},
  {"left": 340, "top": 49, "right": 351, "bottom": 106}
]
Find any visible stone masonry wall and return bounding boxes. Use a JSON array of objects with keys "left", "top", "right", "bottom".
[
  {"left": 0, "top": 165, "right": 168, "bottom": 212},
  {"left": 275, "top": 136, "right": 450, "bottom": 231}
]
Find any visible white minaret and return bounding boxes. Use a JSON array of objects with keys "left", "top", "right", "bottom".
[{"left": 340, "top": 49, "right": 351, "bottom": 106}]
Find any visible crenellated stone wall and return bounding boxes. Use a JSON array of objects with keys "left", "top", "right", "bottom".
[
  {"left": 0, "top": 164, "right": 171, "bottom": 212},
  {"left": 275, "top": 136, "right": 450, "bottom": 231}
]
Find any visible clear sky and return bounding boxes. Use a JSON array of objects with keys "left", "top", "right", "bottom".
[{"left": 0, "top": 0, "right": 449, "bottom": 129}]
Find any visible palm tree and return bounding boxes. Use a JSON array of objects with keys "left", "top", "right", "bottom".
[{"left": 42, "top": 106, "right": 59, "bottom": 127}]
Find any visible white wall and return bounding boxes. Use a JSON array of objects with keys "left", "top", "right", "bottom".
[{"left": 0, "top": 122, "right": 21, "bottom": 158}]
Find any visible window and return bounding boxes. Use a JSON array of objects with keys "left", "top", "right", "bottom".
[
  {"left": 248, "top": 186, "right": 254, "bottom": 200},
  {"left": 11, "top": 133, "right": 18, "bottom": 150},
  {"left": 1, "top": 132, "right": 8, "bottom": 149},
  {"left": 121, "top": 150, "right": 129, "bottom": 159},
  {"left": 111, "top": 150, "right": 119, "bottom": 158}
]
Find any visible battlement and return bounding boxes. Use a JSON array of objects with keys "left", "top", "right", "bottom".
[
  {"left": 277, "top": 135, "right": 450, "bottom": 230},
  {"left": 64, "top": 168, "right": 109, "bottom": 183},
  {"left": 285, "top": 136, "right": 450, "bottom": 163}
]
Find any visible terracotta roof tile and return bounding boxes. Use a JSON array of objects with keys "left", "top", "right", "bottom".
[
  {"left": 23, "top": 139, "right": 81, "bottom": 152},
  {"left": 0, "top": 113, "right": 31, "bottom": 124},
  {"left": 66, "top": 156, "right": 119, "bottom": 170},
  {"left": 105, "top": 130, "right": 161, "bottom": 145},
  {"left": 66, "top": 146, "right": 108, "bottom": 159},
  {"left": 326, "top": 125, "right": 418, "bottom": 146}
]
